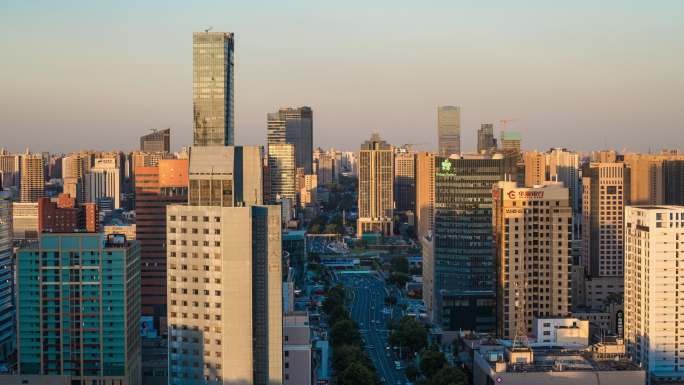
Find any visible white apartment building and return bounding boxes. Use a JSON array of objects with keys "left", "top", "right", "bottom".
[{"left": 625, "top": 206, "right": 684, "bottom": 384}]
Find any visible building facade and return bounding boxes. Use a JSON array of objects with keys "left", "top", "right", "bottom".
[
  {"left": 394, "top": 148, "right": 416, "bottom": 213},
  {"left": 582, "top": 162, "right": 630, "bottom": 277},
  {"left": 135, "top": 159, "right": 189, "bottom": 334},
  {"left": 425, "top": 154, "right": 514, "bottom": 332},
  {"left": 140, "top": 128, "right": 171, "bottom": 153},
  {"left": 20, "top": 152, "right": 45, "bottom": 203},
  {"left": 268, "top": 143, "right": 297, "bottom": 205},
  {"left": 16, "top": 233, "right": 141, "bottom": 384},
  {"left": 166, "top": 205, "right": 282, "bottom": 385},
  {"left": 437, "top": 105, "right": 461, "bottom": 156},
  {"left": 477, "top": 123, "right": 496, "bottom": 154},
  {"left": 267, "top": 107, "right": 313, "bottom": 174},
  {"left": 357, "top": 134, "right": 394, "bottom": 237},
  {"left": 492, "top": 181, "right": 572, "bottom": 338},
  {"left": 192, "top": 32, "right": 234, "bottom": 146},
  {"left": 415, "top": 152, "right": 435, "bottom": 241},
  {"left": 85, "top": 158, "right": 121, "bottom": 209},
  {"left": 625, "top": 206, "right": 684, "bottom": 383},
  {"left": 0, "top": 196, "right": 13, "bottom": 362}
]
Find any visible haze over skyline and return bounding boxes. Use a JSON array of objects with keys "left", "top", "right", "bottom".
[{"left": 1, "top": 0, "right": 682, "bottom": 153}]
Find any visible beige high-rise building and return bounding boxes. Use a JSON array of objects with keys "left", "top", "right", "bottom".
[
  {"left": 166, "top": 205, "right": 282, "bottom": 385},
  {"left": 357, "top": 134, "right": 394, "bottom": 237},
  {"left": 625, "top": 206, "right": 684, "bottom": 384},
  {"left": 437, "top": 106, "right": 461, "bottom": 156},
  {"left": 188, "top": 146, "right": 263, "bottom": 207},
  {"left": 493, "top": 181, "right": 572, "bottom": 339},
  {"left": 267, "top": 143, "right": 296, "bottom": 204},
  {"left": 167, "top": 144, "right": 280, "bottom": 385},
  {"left": 20, "top": 152, "right": 45, "bottom": 203},
  {"left": 394, "top": 148, "right": 416, "bottom": 213},
  {"left": 582, "top": 162, "right": 630, "bottom": 277},
  {"left": 523, "top": 151, "right": 546, "bottom": 187},
  {"left": 415, "top": 152, "right": 435, "bottom": 240}
]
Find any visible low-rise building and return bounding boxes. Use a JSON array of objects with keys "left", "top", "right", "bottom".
[{"left": 473, "top": 342, "right": 645, "bottom": 385}]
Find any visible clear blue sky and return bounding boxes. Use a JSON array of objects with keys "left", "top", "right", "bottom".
[{"left": 1, "top": 0, "right": 682, "bottom": 153}]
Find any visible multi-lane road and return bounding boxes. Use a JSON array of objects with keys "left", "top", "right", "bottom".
[{"left": 341, "top": 273, "right": 407, "bottom": 385}]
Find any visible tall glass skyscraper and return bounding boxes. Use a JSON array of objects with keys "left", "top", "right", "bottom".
[
  {"left": 193, "top": 32, "right": 234, "bottom": 146},
  {"left": 0, "top": 195, "right": 13, "bottom": 362},
  {"left": 267, "top": 107, "right": 314, "bottom": 174}
]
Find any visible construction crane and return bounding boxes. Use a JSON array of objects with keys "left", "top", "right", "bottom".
[
  {"left": 401, "top": 143, "right": 427, "bottom": 152},
  {"left": 204, "top": 26, "right": 213, "bottom": 33}
]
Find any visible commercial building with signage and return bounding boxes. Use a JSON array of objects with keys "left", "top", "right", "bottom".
[
  {"left": 424, "top": 153, "right": 516, "bottom": 333},
  {"left": 492, "top": 181, "right": 573, "bottom": 339}
]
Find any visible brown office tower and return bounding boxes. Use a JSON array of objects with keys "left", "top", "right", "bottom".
[
  {"left": 135, "top": 159, "right": 188, "bottom": 334},
  {"left": 582, "top": 162, "right": 630, "bottom": 277},
  {"left": 38, "top": 194, "right": 99, "bottom": 233},
  {"left": 493, "top": 181, "right": 572, "bottom": 339}
]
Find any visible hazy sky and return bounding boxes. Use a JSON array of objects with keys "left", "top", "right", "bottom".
[{"left": 1, "top": 0, "right": 682, "bottom": 154}]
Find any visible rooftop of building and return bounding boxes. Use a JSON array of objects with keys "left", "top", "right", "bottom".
[{"left": 478, "top": 344, "right": 641, "bottom": 373}]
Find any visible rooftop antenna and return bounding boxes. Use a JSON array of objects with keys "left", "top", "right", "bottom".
[{"left": 204, "top": 26, "right": 213, "bottom": 33}]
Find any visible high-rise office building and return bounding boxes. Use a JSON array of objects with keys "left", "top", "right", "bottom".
[
  {"left": 166, "top": 204, "right": 282, "bottom": 385},
  {"left": 0, "top": 195, "right": 13, "bottom": 362},
  {"left": 62, "top": 152, "right": 92, "bottom": 203},
  {"left": 140, "top": 128, "right": 171, "bottom": 153},
  {"left": 267, "top": 143, "right": 297, "bottom": 204},
  {"left": 477, "top": 123, "right": 496, "bottom": 154},
  {"left": 20, "top": 152, "right": 45, "bottom": 203},
  {"left": 582, "top": 162, "right": 630, "bottom": 277},
  {"left": 314, "top": 149, "right": 338, "bottom": 186},
  {"left": 192, "top": 32, "right": 234, "bottom": 146},
  {"left": 492, "top": 181, "right": 572, "bottom": 338},
  {"left": 623, "top": 153, "right": 663, "bottom": 205},
  {"left": 523, "top": 151, "right": 546, "bottom": 187},
  {"left": 663, "top": 160, "right": 684, "bottom": 205},
  {"left": 415, "top": 152, "right": 435, "bottom": 241},
  {"left": 437, "top": 106, "right": 461, "bottom": 156},
  {"left": 500, "top": 131, "right": 522, "bottom": 154},
  {"left": 424, "top": 153, "right": 515, "bottom": 332},
  {"left": 625, "top": 206, "right": 684, "bottom": 384},
  {"left": 85, "top": 158, "right": 121, "bottom": 209},
  {"left": 135, "top": 159, "right": 188, "bottom": 334},
  {"left": 0, "top": 150, "right": 20, "bottom": 189},
  {"left": 267, "top": 107, "right": 313, "bottom": 174},
  {"left": 16, "top": 233, "right": 141, "bottom": 384},
  {"left": 545, "top": 148, "right": 581, "bottom": 214},
  {"left": 357, "top": 134, "right": 394, "bottom": 237},
  {"left": 394, "top": 148, "right": 416, "bottom": 213},
  {"left": 188, "top": 146, "right": 263, "bottom": 207}
]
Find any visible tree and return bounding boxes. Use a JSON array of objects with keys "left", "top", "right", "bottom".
[
  {"left": 322, "top": 285, "right": 346, "bottom": 314},
  {"left": 405, "top": 364, "right": 419, "bottom": 382},
  {"left": 330, "top": 319, "right": 362, "bottom": 347},
  {"left": 332, "top": 344, "right": 369, "bottom": 372},
  {"left": 389, "top": 316, "right": 428, "bottom": 356},
  {"left": 328, "top": 306, "right": 350, "bottom": 326},
  {"left": 431, "top": 366, "right": 467, "bottom": 385},
  {"left": 390, "top": 256, "right": 410, "bottom": 274},
  {"left": 419, "top": 349, "right": 447, "bottom": 379},
  {"left": 385, "top": 295, "right": 398, "bottom": 306},
  {"left": 338, "top": 362, "right": 376, "bottom": 385},
  {"left": 389, "top": 272, "right": 410, "bottom": 288}
]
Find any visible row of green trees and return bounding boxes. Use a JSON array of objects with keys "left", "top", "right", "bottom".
[
  {"left": 388, "top": 317, "right": 467, "bottom": 385},
  {"left": 323, "top": 285, "right": 378, "bottom": 385}
]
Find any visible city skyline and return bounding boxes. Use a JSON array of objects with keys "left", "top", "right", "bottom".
[{"left": 1, "top": 1, "right": 682, "bottom": 153}]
